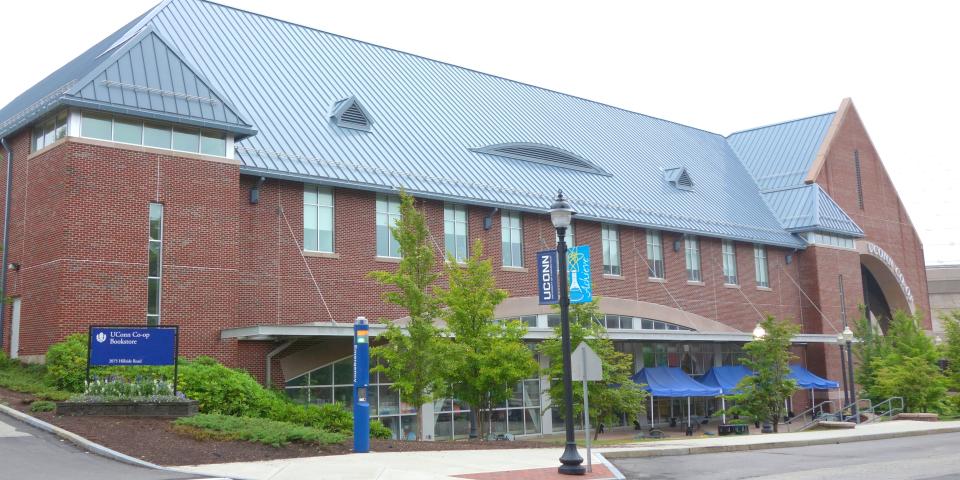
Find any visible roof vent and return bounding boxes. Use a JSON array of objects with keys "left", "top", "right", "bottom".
[
  {"left": 330, "top": 97, "right": 372, "bottom": 131},
  {"left": 471, "top": 142, "right": 606, "bottom": 174},
  {"left": 664, "top": 167, "right": 694, "bottom": 191}
]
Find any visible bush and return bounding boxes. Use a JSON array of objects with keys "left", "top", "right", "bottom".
[
  {"left": 370, "top": 419, "right": 392, "bottom": 439},
  {"left": 178, "top": 356, "right": 274, "bottom": 416},
  {"left": 0, "top": 359, "right": 71, "bottom": 401},
  {"left": 45, "top": 334, "right": 89, "bottom": 392},
  {"left": 30, "top": 400, "right": 56, "bottom": 412},
  {"left": 174, "top": 413, "right": 345, "bottom": 447}
]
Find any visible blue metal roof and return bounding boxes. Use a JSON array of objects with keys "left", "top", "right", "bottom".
[
  {"left": 762, "top": 184, "right": 863, "bottom": 237},
  {"left": 727, "top": 113, "right": 835, "bottom": 191},
  {"left": 0, "top": 0, "right": 871, "bottom": 249}
]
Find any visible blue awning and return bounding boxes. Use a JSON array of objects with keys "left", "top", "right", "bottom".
[
  {"left": 788, "top": 365, "right": 839, "bottom": 390},
  {"left": 696, "top": 365, "right": 753, "bottom": 395},
  {"left": 630, "top": 367, "right": 722, "bottom": 397}
]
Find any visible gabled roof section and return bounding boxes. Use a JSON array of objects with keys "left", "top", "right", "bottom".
[
  {"left": 727, "top": 112, "right": 835, "bottom": 190},
  {"left": 65, "top": 27, "right": 253, "bottom": 136},
  {"left": 663, "top": 167, "right": 694, "bottom": 190},
  {"left": 761, "top": 184, "right": 864, "bottom": 237},
  {"left": 330, "top": 97, "right": 373, "bottom": 131}
]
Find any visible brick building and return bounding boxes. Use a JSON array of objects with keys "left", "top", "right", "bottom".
[{"left": 0, "top": 0, "right": 928, "bottom": 440}]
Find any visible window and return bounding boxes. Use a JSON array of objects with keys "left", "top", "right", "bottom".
[
  {"left": 304, "top": 185, "right": 334, "bottom": 252},
  {"left": 646, "top": 230, "right": 664, "bottom": 279},
  {"left": 376, "top": 194, "right": 402, "bottom": 258},
  {"left": 78, "top": 111, "right": 228, "bottom": 157},
  {"left": 501, "top": 210, "right": 523, "bottom": 267},
  {"left": 147, "top": 203, "right": 163, "bottom": 325},
  {"left": 805, "top": 232, "right": 855, "bottom": 249},
  {"left": 31, "top": 111, "right": 68, "bottom": 151},
  {"left": 443, "top": 203, "right": 468, "bottom": 262},
  {"left": 601, "top": 224, "right": 621, "bottom": 276},
  {"left": 684, "top": 235, "right": 701, "bottom": 282},
  {"left": 754, "top": 244, "right": 769, "bottom": 288},
  {"left": 854, "top": 150, "right": 864, "bottom": 210},
  {"left": 555, "top": 222, "right": 574, "bottom": 247},
  {"left": 722, "top": 240, "right": 738, "bottom": 285}
]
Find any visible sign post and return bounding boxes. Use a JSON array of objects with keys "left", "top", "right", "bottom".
[
  {"left": 353, "top": 316, "right": 370, "bottom": 453},
  {"left": 87, "top": 325, "right": 179, "bottom": 392},
  {"left": 571, "top": 342, "right": 602, "bottom": 473}
]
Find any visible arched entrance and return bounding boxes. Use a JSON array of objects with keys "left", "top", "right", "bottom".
[{"left": 858, "top": 242, "right": 915, "bottom": 333}]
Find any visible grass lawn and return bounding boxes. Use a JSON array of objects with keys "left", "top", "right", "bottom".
[
  {"left": 174, "top": 413, "right": 347, "bottom": 447},
  {"left": 0, "top": 360, "right": 71, "bottom": 401}
]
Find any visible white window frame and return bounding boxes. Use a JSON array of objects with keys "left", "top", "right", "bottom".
[
  {"left": 501, "top": 210, "right": 524, "bottom": 267},
  {"left": 754, "top": 244, "right": 769, "bottom": 288},
  {"left": 376, "top": 194, "right": 402, "bottom": 258},
  {"left": 443, "top": 203, "right": 469, "bottom": 262},
  {"left": 77, "top": 110, "right": 231, "bottom": 158},
  {"left": 601, "top": 224, "right": 621, "bottom": 276},
  {"left": 722, "top": 240, "right": 738, "bottom": 285},
  {"left": 646, "top": 230, "right": 664, "bottom": 279},
  {"left": 303, "top": 185, "right": 335, "bottom": 253},
  {"left": 684, "top": 235, "right": 701, "bottom": 282}
]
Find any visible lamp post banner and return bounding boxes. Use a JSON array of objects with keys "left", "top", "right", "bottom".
[
  {"left": 537, "top": 250, "right": 559, "bottom": 305},
  {"left": 567, "top": 245, "right": 592, "bottom": 304},
  {"left": 88, "top": 326, "right": 177, "bottom": 366}
]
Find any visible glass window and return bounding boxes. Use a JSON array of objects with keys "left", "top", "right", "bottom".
[
  {"left": 171, "top": 127, "right": 200, "bottom": 153},
  {"left": 303, "top": 185, "right": 334, "bottom": 252},
  {"left": 200, "top": 131, "right": 227, "bottom": 157},
  {"left": 42, "top": 117, "right": 56, "bottom": 147},
  {"left": 722, "top": 240, "right": 738, "bottom": 285},
  {"left": 754, "top": 244, "right": 769, "bottom": 288},
  {"left": 601, "top": 224, "right": 621, "bottom": 276},
  {"left": 501, "top": 210, "right": 523, "bottom": 267},
  {"left": 33, "top": 125, "right": 44, "bottom": 151},
  {"left": 646, "top": 230, "right": 664, "bottom": 279},
  {"left": 81, "top": 112, "right": 112, "bottom": 140},
  {"left": 144, "top": 123, "right": 172, "bottom": 149},
  {"left": 376, "top": 194, "right": 402, "bottom": 258},
  {"left": 147, "top": 203, "right": 163, "bottom": 325},
  {"left": 54, "top": 111, "right": 67, "bottom": 141},
  {"left": 547, "top": 314, "right": 560, "bottom": 328},
  {"left": 113, "top": 117, "right": 143, "bottom": 144},
  {"left": 443, "top": 203, "right": 468, "bottom": 262},
  {"left": 684, "top": 235, "right": 701, "bottom": 282}
]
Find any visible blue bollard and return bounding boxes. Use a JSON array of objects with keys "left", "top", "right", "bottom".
[{"left": 353, "top": 316, "right": 370, "bottom": 453}]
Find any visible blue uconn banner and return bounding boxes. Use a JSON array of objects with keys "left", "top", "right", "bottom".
[
  {"left": 537, "top": 250, "right": 559, "bottom": 305},
  {"left": 88, "top": 326, "right": 178, "bottom": 366}
]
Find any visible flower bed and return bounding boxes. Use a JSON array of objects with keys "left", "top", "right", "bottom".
[{"left": 56, "top": 398, "right": 198, "bottom": 417}]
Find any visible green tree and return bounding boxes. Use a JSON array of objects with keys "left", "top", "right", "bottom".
[
  {"left": 538, "top": 298, "right": 646, "bottom": 438},
  {"left": 852, "top": 307, "right": 890, "bottom": 404},
  {"left": 865, "top": 311, "right": 946, "bottom": 413},
  {"left": 730, "top": 315, "right": 798, "bottom": 432},
  {"left": 439, "top": 240, "right": 538, "bottom": 438},
  {"left": 941, "top": 311, "right": 960, "bottom": 390},
  {"left": 369, "top": 191, "right": 447, "bottom": 440}
]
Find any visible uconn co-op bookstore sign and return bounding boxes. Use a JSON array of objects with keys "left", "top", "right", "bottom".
[
  {"left": 87, "top": 325, "right": 180, "bottom": 389},
  {"left": 537, "top": 245, "right": 592, "bottom": 305}
]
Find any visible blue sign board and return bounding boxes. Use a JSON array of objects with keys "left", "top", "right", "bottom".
[
  {"left": 537, "top": 250, "right": 559, "bottom": 305},
  {"left": 567, "top": 245, "right": 592, "bottom": 304},
  {"left": 88, "top": 327, "right": 177, "bottom": 366}
]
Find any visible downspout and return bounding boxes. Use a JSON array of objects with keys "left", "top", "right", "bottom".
[
  {"left": 0, "top": 138, "right": 12, "bottom": 351},
  {"left": 265, "top": 340, "right": 295, "bottom": 389}
]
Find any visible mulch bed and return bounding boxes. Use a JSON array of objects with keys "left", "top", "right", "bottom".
[{"left": 0, "top": 387, "right": 549, "bottom": 466}]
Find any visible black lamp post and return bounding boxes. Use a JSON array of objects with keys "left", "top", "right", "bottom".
[
  {"left": 842, "top": 325, "right": 858, "bottom": 423},
  {"left": 837, "top": 332, "right": 850, "bottom": 408},
  {"left": 550, "top": 191, "right": 585, "bottom": 476}
]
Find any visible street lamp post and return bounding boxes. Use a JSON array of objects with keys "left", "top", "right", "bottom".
[
  {"left": 842, "top": 325, "right": 858, "bottom": 423},
  {"left": 550, "top": 191, "right": 585, "bottom": 476},
  {"left": 837, "top": 332, "right": 850, "bottom": 408}
]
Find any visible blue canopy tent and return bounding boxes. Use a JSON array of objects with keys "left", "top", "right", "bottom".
[
  {"left": 696, "top": 365, "right": 753, "bottom": 423},
  {"left": 788, "top": 364, "right": 840, "bottom": 413},
  {"left": 631, "top": 367, "right": 722, "bottom": 429}
]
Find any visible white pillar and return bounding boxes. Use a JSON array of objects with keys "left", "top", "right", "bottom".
[{"left": 421, "top": 400, "right": 435, "bottom": 441}]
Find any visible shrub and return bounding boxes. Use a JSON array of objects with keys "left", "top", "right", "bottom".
[
  {"left": 45, "top": 334, "right": 89, "bottom": 392},
  {"left": 174, "top": 413, "right": 345, "bottom": 447},
  {"left": 370, "top": 419, "right": 392, "bottom": 439},
  {"left": 177, "top": 356, "right": 274, "bottom": 416},
  {"left": 0, "top": 359, "right": 71, "bottom": 401},
  {"left": 30, "top": 400, "right": 56, "bottom": 412}
]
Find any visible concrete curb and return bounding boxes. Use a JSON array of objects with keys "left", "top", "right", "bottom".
[
  {"left": 0, "top": 403, "right": 244, "bottom": 480},
  {"left": 594, "top": 453, "right": 627, "bottom": 480},
  {"left": 600, "top": 424, "right": 960, "bottom": 459}
]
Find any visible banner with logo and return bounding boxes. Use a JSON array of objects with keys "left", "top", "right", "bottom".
[
  {"left": 568, "top": 245, "right": 592, "bottom": 304},
  {"left": 537, "top": 250, "right": 559, "bottom": 305}
]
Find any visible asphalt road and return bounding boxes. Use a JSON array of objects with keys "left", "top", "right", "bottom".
[
  {"left": 0, "top": 413, "right": 212, "bottom": 480},
  {"left": 611, "top": 431, "right": 960, "bottom": 480}
]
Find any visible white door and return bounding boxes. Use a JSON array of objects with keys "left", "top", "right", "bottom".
[{"left": 10, "top": 298, "right": 21, "bottom": 359}]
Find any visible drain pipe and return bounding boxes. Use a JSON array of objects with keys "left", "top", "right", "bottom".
[
  {"left": 265, "top": 340, "right": 295, "bottom": 388},
  {"left": 0, "top": 138, "right": 13, "bottom": 351}
]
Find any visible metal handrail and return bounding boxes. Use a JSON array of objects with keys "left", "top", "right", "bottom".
[
  {"left": 863, "top": 397, "right": 904, "bottom": 423},
  {"left": 789, "top": 400, "right": 835, "bottom": 430},
  {"left": 829, "top": 398, "right": 873, "bottom": 423}
]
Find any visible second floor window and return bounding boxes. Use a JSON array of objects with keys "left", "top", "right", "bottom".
[
  {"left": 304, "top": 185, "right": 334, "bottom": 252},
  {"left": 685, "top": 235, "right": 701, "bottom": 282},
  {"left": 722, "top": 240, "right": 738, "bottom": 285},
  {"left": 754, "top": 244, "right": 769, "bottom": 288},
  {"left": 501, "top": 210, "right": 523, "bottom": 267},
  {"left": 601, "top": 224, "right": 621, "bottom": 275},
  {"left": 444, "top": 203, "right": 468, "bottom": 262},
  {"left": 646, "top": 230, "right": 664, "bottom": 279},
  {"left": 376, "top": 194, "right": 402, "bottom": 258}
]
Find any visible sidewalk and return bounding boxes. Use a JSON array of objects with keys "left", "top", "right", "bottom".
[{"left": 175, "top": 420, "right": 960, "bottom": 480}]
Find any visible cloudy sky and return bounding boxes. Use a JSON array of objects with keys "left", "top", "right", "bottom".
[{"left": 1, "top": 0, "right": 956, "bottom": 264}]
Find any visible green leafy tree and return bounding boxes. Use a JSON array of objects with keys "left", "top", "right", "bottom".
[
  {"left": 538, "top": 298, "right": 646, "bottom": 438},
  {"left": 730, "top": 315, "right": 798, "bottom": 432},
  {"left": 941, "top": 311, "right": 960, "bottom": 391},
  {"left": 439, "top": 240, "right": 538, "bottom": 438},
  {"left": 369, "top": 191, "right": 447, "bottom": 440},
  {"left": 864, "top": 311, "right": 947, "bottom": 413},
  {"left": 852, "top": 307, "right": 890, "bottom": 404}
]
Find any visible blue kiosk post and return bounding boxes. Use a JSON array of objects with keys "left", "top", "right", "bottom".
[{"left": 353, "top": 316, "right": 371, "bottom": 453}]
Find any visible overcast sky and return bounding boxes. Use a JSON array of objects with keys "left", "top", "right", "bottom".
[{"left": 1, "top": 0, "right": 956, "bottom": 264}]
